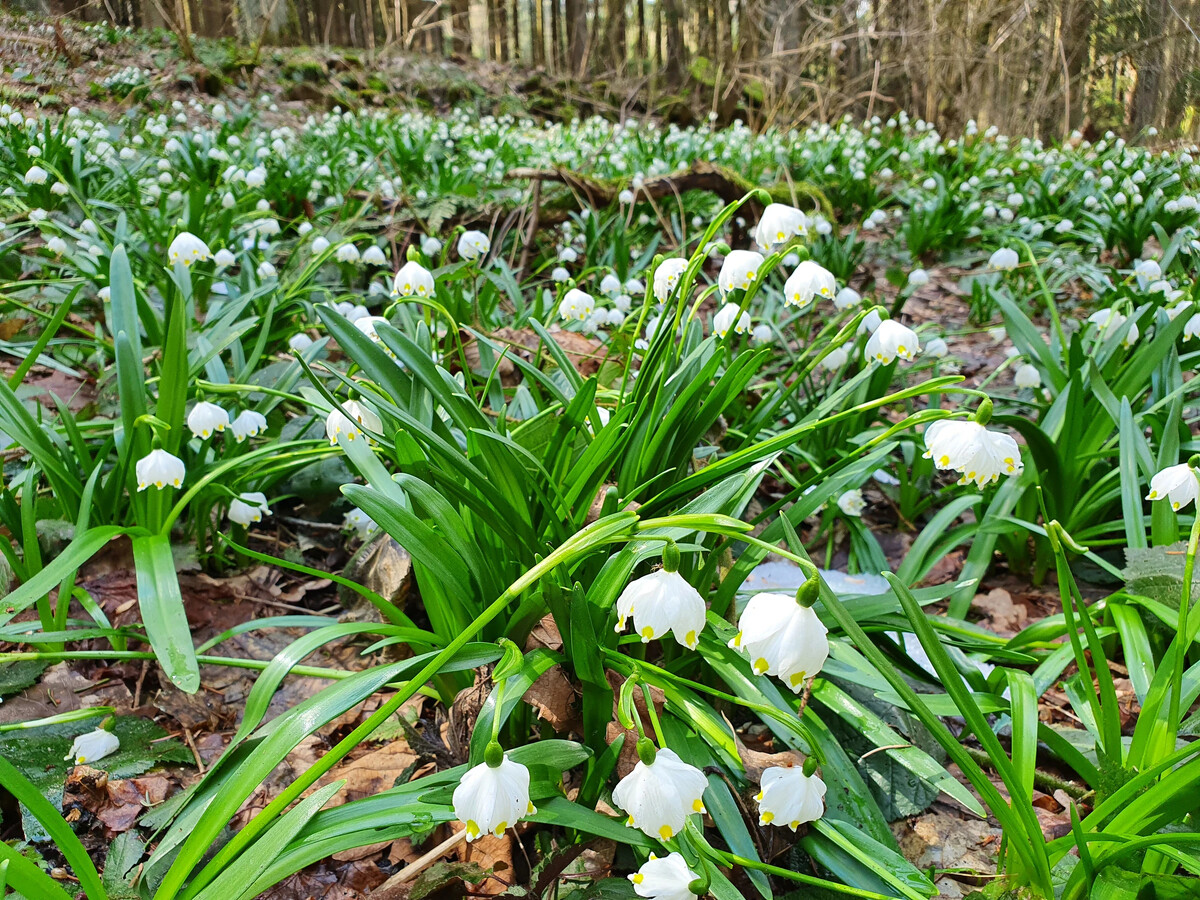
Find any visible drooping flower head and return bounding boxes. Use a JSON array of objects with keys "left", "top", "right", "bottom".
[
  {"left": 458, "top": 230, "right": 491, "bottom": 261},
  {"left": 614, "top": 562, "right": 706, "bottom": 650},
  {"left": 923, "top": 418, "right": 1023, "bottom": 488},
  {"left": 326, "top": 400, "right": 383, "bottom": 444},
  {"left": 756, "top": 764, "right": 826, "bottom": 831},
  {"left": 230, "top": 410, "right": 268, "bottom": 442},
  {"left": 186, "top": 401, "right": 228, "bottom": 439},
  {"left": 559, "top": 288, "right": 596, "bottom": 322},
  {"left": 653, "top": 258, "right": 689, "bottom": 302},
  {"left": 729, "top": 592, "right": 829, "bottom": 692},
  {"left": 865, "top": 319, "right": 920, "bottom": 364},
  {"left": 228, "top": 492, "right": 271, "bottom": 526},
  {"left": 1147, "top": 463, "right": 1200, "bottom": 511},
  {"left": 612, "top": 746, "right": 707, "bottom": 841},
  {"left": 988, "top": 248, "right": 1020, "bottom": 271},
  {"left": 717, "top": 250, "right": 764, "bottom": 295},
  {"left": 168, "top": 232, "right": 212, "bottom": 267},
  {"left": 452, "top": 750, "right": 535, "bottom": 842},
  {"left": 783, "top": 260, "right": 837, "bottom": 309},
  {"left": 712, "top": 302, "right": 751, "bottom": 339},
  {"left": 628, "top": 852, "right": 702, "bottom": 900},
  {"left": 754, "top": 203, "right": 808, "bottom": 252},
  {"left": 136, "top": 449, "right": 185, "bottom": 491}
]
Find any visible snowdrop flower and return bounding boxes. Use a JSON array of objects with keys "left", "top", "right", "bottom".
[
  {"left": 653, "top": 258, "right": 689, "bottom": 301},
  {"left": 1183, "top": 313, "right": 1200, "bottom": 342},
  {"left": 628, "top": 853, "right": 702, "bottom": 900},
  {"left": 50, "top": 182, "right": 69, "bottom": 197},
  {"left": 1135, "top": 259, "right": 1162, "bottom": 281},
  {"left": 756, "top": 765, "right": 826, "bottom": 831},
  {"left": 551, "top": 266, "right": 570, "bottom": 282},
  {"left": 228, "top": 492, "right": 271, "bottom": 526},
  {"left": 1088, "top": 308, "right": 1138, "bottom": 346},
  {"left": 988, "top": 248, "right": 1019, "bottom": 271},
  {"left": 311, "top": 236, "right": 331, "bottom": 254},
  {"left": 65, "top": 729, "right": 120, "bottom": 765},
  {"left": 393, "top": 260, "right": 434, "bottom": 297},
  {"left": 326, "top": 400, "right": 382, "bottom": 444},
  {"left": 297, "top": 222, "right": 313, "bottom": 236},
  {"left": 907, "top": 268, "right": 930, "bottom": 287},
  {"left": 612, "top": 747, "right": 707, "bottom": 841},
  {"left": 837, "top": 489, "right": 866, "bottom": 517},
  {"left": 615, "top": 563, "right": 706, "bottom": 650},
  {"left": 1054, "top": 219, "right": 1073, "bottom": 234},
  {"left": 865, "top": 319, "right": 920, "bottom": 364},
  {"left": 618, "top": 189, "right": 635, "bottom": 205},
  {"left": 335, "top": 243, "right": 361, "bottom": 264},
  {"left": 1147, "top": 463, "right": 1200, "bottom": 510},
  {"left": 754, "top": 203, "right": 807, "bottom": 251},
  {"left": 168, "top": 232, "right": 212, "bottom": 266},
  {"left": 559, "top": 247, "right": 578, "bottom": 263},
  {"left": 354, "top": 316, "right": 390, "bottom": 342},
  {"left": 1013, "top": 364, "right": 1041, "bottom": 389},
  {"left": 421, "top": 236, "right": 442, "bottom": 256},
  {"left": 729, "top": 591, "right": 829, "bottom": 692},
  {"left": 834, "top": 286, "right": 861, "bottom": 310},
  {"left": 784, "top": 260, "right": 837, "bottom": 308},
  {"left": 625, "top": 277, "right": 645, "bottom": 295},
  {"left": 230, "top": 410, "right": 268, "bottom": 442},
  {"left": 256, "top": 260, "right": 276, "bottom": 278},
  {"left": 458, "top": 230, "right": 491, "bottom": 261},
  {"left": 362, "top": 245, "right": 387, "bottom": 266},
  {"left": 344, "top": 507, "right": 379, "bottom": 541},
  {"left": 559, "top": 288, "right": 596, "bottom": 322},
  {"left": 923, "top": 419, "right": 1023, "bottom": 487},
  {"left": 288, "top": 333, "right": 314, "bottom": 352},
  {"left": 24, "top": 165, "right": 48, "bottom": 185},
  {"left": 718, "top": 250, "right": 764, "bottom": 294},
  {"left": 245, "top": 167, "right": 267, "bottom": 188},
  {"left": 600, "top": 273, "right": 623, "bottom": 298},
  {"left": 136, "top": 449, "right": 185, "bottom": 491},
  {"left": 45, "top": 236, "right": 66, "bottom": 255},
  {"left": 452, "top": 751, "right": 535, "bottom": 841},
  {"left": 213, "top": 248, "right": 236, "bottom": 269},
  {"left": 751, "top": 323, "right": 773, "bottom": 344},
  {"left": 187, "top": 401, "right": 229, "bottom": 438},
  {"left": 712, "top": 302, "right": 751, "bottom": 338},
  {"left": 925, "top": 337, "right": 948, "bottom": 358},
  {"left": 819, "top": 346, "right": 849, "bottom": 371}
]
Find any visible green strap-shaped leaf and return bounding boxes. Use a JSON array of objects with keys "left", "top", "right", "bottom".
[{"left": 132, "top": 533, "right": 200, "bottom": 693}]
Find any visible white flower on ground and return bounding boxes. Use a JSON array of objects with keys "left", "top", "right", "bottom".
[
  {"left": 757, "top": 766, "right": 826, "bottom": 830},
  {"left": 653, "top": 258, "right": 689, "bottom": 301},
  {"left": 1135, "top": 259, "right": 1162, "bottom": 280},
  {"left": 65, "top": 729, "right": 119, "bottom": 765},
  {"left": 907, "top": 268, "right": 930, "bottom": 287},
  {"left": 628, "top": 853, "right": 701, "bottom": 900},
  {"left": 256, "top": 261, "right": 276, "bottom": 278},
  {"left": 754, "top": 203, "right": 808, "bottom": 251},
  {"left": 612, "top": 748, "right": 707, "bottom": 841},
  {"left": 213, "top": 248, "right": 236, "bottom": 269},
  {"left": 228, "top": 492, "right": 271, "bottom": 526},
  {"left": 168, "top": 232, "right": 211, "bottom": 266},
  {"left": 230, "top": 410, "right": 268, "bottom": 442},
  {"left": 865, "top": 319, "right": 920, "bottom": 364},
  {"left": 784, "top": 261, "right": 837, "bottom": 309},
  {"left": 335, "top": 243, "right": 361, "bottom": 264},
  {"left": 1147, "top": 463, "right": 1200, "bottom": 510},
  {"left": 1088, "top": 308, "right": 1138, "bottom": 346},
  {"left": 326, "top": 400, "right": 382, "bottom": 444},
  {"left": 458, "top": 230, "right": 491, "bottom": 261},
  {"left": 24, "top": 165, "right": 48, "bottom": 185},
  {"left": 354, "top": 316, "right": 390, "bottom": 342},
  {"left": 1184, "top": 313, "right": 1200, "bottom": 341},
  {"left": 834, "top": 286, "right": 861, "bottom": 310},
  {"left": 923, "top": 420, "right": 1024, "bottom": 487},
  {"left": 615, "top": 569, "right": 706, "bottom": 650},
  {"left": 551, "top": 266, "right": 570, "bottom": 282},
  {"left": 559, "top": 246, "right": 578, "bottom": 263},
  {"left": 751, "top": 323, "right": 773, "bottom": 344},
  {"left": 136, "top": 449, "right": 185, "bottom": 491},
  {"left": 988, "top": 248, "right": 1019, "bottom": 271},
  {"left": 729, "top": 592, "right": 829, "bottom": 692},
  {"left": 344, "top": 507, "right": 379, "bottom": 540},
  {"left": 312, "top": 236, "right": 331, "bottom": 254},
  {"left": 45, "top": 236, "right": 66, "bottom": 255},
  {"left": 819, "top": 346, "right": 849, "bottom": 371},
  {"left": 362, "top": 245, "right": 387, "bottom": 266},
  {"left": 51, "top": 182, "right": 68, "bottom": 197},
  {"left": 718, "top": 250, "right": 764, "bottom": 294},
  {"left": 559, "top": 288, "right": 596, "bottom": 322},
  {"left": 600, "top": 273, "right": 623, "bottom": 298},
  {"left": 837, "top": 489, "right": 865, "bottom": 517},
  {"left": 187, "top": 401, "right": 229, "bottom": 439},
  {"left": 1014, "top": 364, "right": 1041, "bottom": 389},
  {"left": 289, "top": 333, "right": 314, "bottom": 352},
  {"left": 421, "top": 236, "right": 442, "bottom": 256},
  {"left": 393, "top": 260, "right": 435, "bottom": 298},
  {"left": 452, "top": 754, "right": 534, "bottom": 841},
  {"left": 712, "top": 302, "right": 751, "bottom": 338},
  {"left": 925, "top": 337, "right": 948, "bottom": 358}
]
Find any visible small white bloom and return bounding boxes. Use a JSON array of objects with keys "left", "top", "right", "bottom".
[
  {"left": 712, "top": 302, "right": 751, "bottom": 338},
  {"left": 354, "top": 316, "right": 391, "bottom": 343},
  {"left": 343, "top": 507, "right": 379, "bottom": 540},
  {"left": 230, "top": 410, "right": 268, "bottom": 442},
  {"left": 213, "top": 248, "right": 236, "bottom": 269},
  {"left": 924, "top": 337, "right": 948, "bottom": 358},
  {"left": 618, "top": 189, "right": 635, "bottom": 205},
  {"left": 136, "top": 449, "right": 185, "bottom": 491},
  {"left": 335, "top": 243, "right": 361, "bottom": 264},
  {"left": 756, "top": 766, "right": 826, "bottom": 830},
  {"left": 1183, "top": 313, "right": 1200, "bottom": 342},
  {"left": 458, "top": 230, "right": 491, "bottom": 261},
  {"left": 729, "top": 593, "right": 829, "bottom": 692},
  {"left": 865, "top": 319, "right": 920, "bottom": 364},
  {"left": 907, "top": 268, "right": 930, "bottom": 287},
  {"left": 615, "top": 569, "right": 706, "bottom": 650},
  {"left": 50, "top": 182, "right": 69, "bottom": 197},
  {"left": 558, "top": 246, "right": 578, "bottom": 263},
  {"left": 1088, "top": 308, "right": 1138, "bottom": 346},
  {"left": 45, "top": 236, "right": 67, "bottom": 255},
  {"left": 256, "top": 260, "right": 277, "bottom": 278},
  {"left": 559, "top": 288, "right": 596, "bottom": 322},
  {"left": 751, "top": 323, "right": 773, "bottom": 344},
  {"left": 289, "top": 333, "right": 315, "bottom": 352},
  {"left": 923, "top": 419, "right": 1024, "bottom": 487},
  {"left": 754, "top": 203, "right": 808, "bottom": 251},
  {"left": 612, "top": 748, "right": 707, "bottom": 841},
  {"left": 783, "top": 260, "right": 837, "bottom": 309},
  {"left": 362, "top": 245, "right": 387, "bottom": 266},
  {"left": 1147, "top": 463, "right": 1200, "bottom": 510},
  {"left": 1013, "top": 364, "right": 1041, "bottom": 389},
  {"left": 421, "top": 236, "right": 443, "bottom": 256},
  {"left": 837, "top": 489, "right": 865, "bottom": 517},
  {"left": 393, "top": 260, "right": 435, "bottom": 297},
  {"left": 24, "top": 165, "right": 49, "bottom": 185},
  {"left": 1135, "top": 259, "right": 1162, "bottom": 280},
  {"left": 819, "top": 346, "right": 849, "bottom": 371},
  {"left": 312, "top": 236, "right": 331, "bottom": 254},
  {"left": 653, "top": 258, "right": 689, "bottom": 301},
  {"left": 452, "top": 755, "right": 535, "bottom": 841},
  {"left": 988, "top": 248, "right": 1019, "bottom": 271},
  {"left": 600, "top": 273, "right": 623, "bottom": 297},
  {"left": 168, "top": 232, "right": 212, "bottom": 266},
  {"left": 187, "top": 401, "right": 229, "bottom": 439},
  {"left": 65, "top": 729, "right": 120, "bottom": 765},
  {"left": 628, "top": 852, "right": 701, "bottom": 900},
  {"left": 717, "top": 250, "right": 764, "bottom": 294},
  {"left": 551, "top": 266, "right": 570, "bottom": 282},
  {"left": 326, "top": 400, "right": 382, "bottom": 444},
  {"left": 228, "top": 492, "right": 271, "bottom": 526},
  {"left": 834, "top": 286, "right": 861, "bottom": 310}
]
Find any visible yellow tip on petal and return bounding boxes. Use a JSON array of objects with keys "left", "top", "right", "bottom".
[{"left": 658, "top": 825, "right": 673, "bottom": 840}]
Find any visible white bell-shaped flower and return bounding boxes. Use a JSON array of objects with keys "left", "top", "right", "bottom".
[
  {"left": 289, "top": 333, "right": 314, "bottom": 352},
  {"left": 422, "top": 235, "right": 443, "bottom": 256},
  {"left": 717, "top": 250, "right": 764, "bottom": 294},
  {"left": 653, "top": 258, "right": 689, "bottom": 302},
  {"left": 65, "top": 729, "right": 120, "bottom": 765},
  {"left": 458, "top": 230, "right": 491, "bottom": 261},
  {"left": 615, "top": 569, "right": 706, "bottom": 650},
  {"left": 24, "top": 165, "right": 48, "bottom": 185},
  {"left": 230, "top": 410, "right": 268, "bottom": 442},
  {"left": 612, "top": 747, "right": 707, "bottom": 841},
  {"left": 1147, "top": 463, "right": 1200, "bottom": 510},
  {"left": 1135, "top": 259, "right": 1161, "bottom": 281},
  {"left": 1013, "top": 364, "right": 1041, "bottom": 389},
  {"left": 819, "top": 346, "right": 849, "bottom": 371},
  {"left": 865, "top": 319, "right": 920, "bottom": 364},
  {"left": 628, "top": 852, "right": 701, "bottom": 900},
  {"left": 312, "top": 236, "right": 331, "bottom": 254},
  {"left": 923, "top": 419, "right": 1024, "bottom": 487},
  {"left": 1184, "top": 312, "right": 1200, "bottom": 341},
  {"left": 1088, "top": 308, "right": 1138, "bottom": 346},
  {"left": 335, "top": 243, "right": 361, "bottom": 264},
  {"left": 908, "top": 268, "right": 930, "bottom": 287},
  {"left": 988, "top": 248, "right": 1020, "bottom": 271},
  {"left": 837, "top": 489, "right": 865, "bottom": 517},
  {"left": 751, "top": 323, "right": 772, "bottom": 344},
  {"left": 344, "top": 507, "right": 379, "bottom": 540},
  {"left": 168, "top": 232, "right": 212, "bottom": 267},
  {"left": 712, "top": 303, "right": 751, "bottom": 338},
  {"left": 452, "top": 753, "right": 534, "bottom": 841},
  {"left": 600, "top": 273, "right": 623, "bottom": 298},
  {"left": 136, "top": 449, "right": 185, "bottom": 491},
  {"left": 756, "top": 766, "right": 826, "bottom": 830},
  {"left": 228, "top": 492, "right": 271, "bottom": 526},
  {"left": 186, "top": 401, "right": 228, "bottom": 439},
  {"left": 834, "top": 286, "right": 861, "bottom": 310},
  {"left": 754, "top": 203, "right": 807, "bottom": 251},
  {"left": 353, "top": 316, "right": 390, "bottom": 344},
  {"left": 783, "top": 260, "right": 837, "bottom": 309},
  {"left": 393, "top": 260, "right": 435, "bottom": 298},
  {"left": 326, "top": 400, "right": 383, "bottom": 444},
  {"left": 559, "top": 288, "right": 596, "bottom": 322},
  {"left": 362, "top": 245, "right": 387, "bottom": 266},
  {"left": 213, "top": 248, "right": 236, "bottom": 269},
  {"left": 729, "top": 592, "right": 829, "bottom": 692},
  {"left": 925, "top": 337, "right": 948, "bottom": 358}
]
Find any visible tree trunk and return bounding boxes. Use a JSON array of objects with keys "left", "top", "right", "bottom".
[
  {"left": 1131, "top": 0, "right": 1168, "bottom": 131},
  {"left": 565, "top": 0, "right": 587, "bottom": 75},
  {"left": 662, "top": 0, "right": 682, "bottom": 83},
  {"left": 605, "top": 0, "right": 625, "bottom": 72}
]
